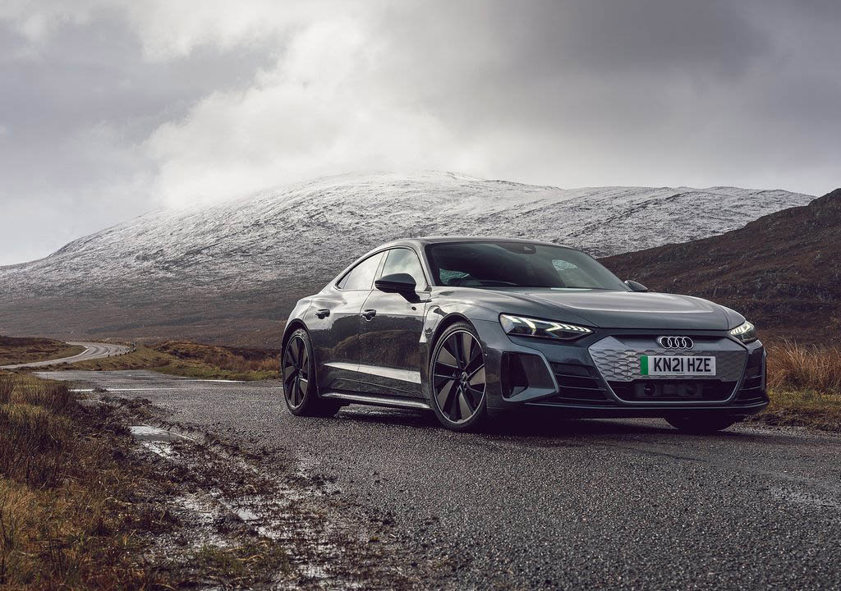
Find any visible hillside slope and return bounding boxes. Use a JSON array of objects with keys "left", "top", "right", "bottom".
[
  {"left": 603, "top": 188, "right": 841, "bottom": 344},
  {"left": 0, "top": 172, "right": 815, "bottom": 345}
]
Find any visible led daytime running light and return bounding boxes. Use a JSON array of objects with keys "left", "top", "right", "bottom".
[
  {"left": 500, "top": 314, "right": 592, "bottom": 341},
  {"left": 729, "top": 320, "right": 757, "bottom": 343}
]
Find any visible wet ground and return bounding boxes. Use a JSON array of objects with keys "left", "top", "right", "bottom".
[{"left": 42, "top": 370, "right": 841, "bottom": 589}]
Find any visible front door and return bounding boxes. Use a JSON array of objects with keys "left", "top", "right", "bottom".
[
  {"left": 309, "top": 251, "right": 384, "bottom": 393},
  {"left": 357, "top": 248, "right": 429, "bottom": 398}
]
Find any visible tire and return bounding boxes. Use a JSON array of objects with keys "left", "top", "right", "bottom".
[
  {"left": 429, "top": 322, "right": 488, "bottom": 432},
  {"left": 281, "top": 328, "right": 340, "bottom": 417},
  {"left": 665, "top": 413, "right": 740, "bottom": 434}
]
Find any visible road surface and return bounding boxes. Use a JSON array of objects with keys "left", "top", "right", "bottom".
[
  {"left": 40, "top": 370, "right": 841, "bottom": 589},
  {"left": 2, "top": 341, "right": 130, "bottom": 369}
]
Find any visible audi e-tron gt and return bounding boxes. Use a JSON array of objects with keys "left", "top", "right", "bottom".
[{"left": 280, "top": 238, "right": 767, "bottom": 432}]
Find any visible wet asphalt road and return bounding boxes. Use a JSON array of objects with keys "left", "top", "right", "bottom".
[
  {"left": 1, "top": 341, "right": 130, "bottom": 369},
  {"left": 42, "top": 370, "right": 841, "bottom": 590}
]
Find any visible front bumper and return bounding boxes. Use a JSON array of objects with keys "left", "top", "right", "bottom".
[{"left": 474, "top": 320, "right": 768, "bottom": 418}]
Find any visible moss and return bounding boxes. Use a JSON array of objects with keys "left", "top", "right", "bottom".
[{"left": 748, "top": 388, "right": 841, "bottom": 432}]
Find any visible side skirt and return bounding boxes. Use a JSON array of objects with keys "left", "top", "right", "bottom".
[{"left": 320, "top": 392, "right": 431, "bottom": 410}]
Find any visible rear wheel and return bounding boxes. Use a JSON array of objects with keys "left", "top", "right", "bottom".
[
  {"left": 665, "top": 413, "right": 740, "bottom": 434},
  {"left": 281, "top": 329, "right": 340, "bottom": 417},
  {"left": 429, "top": 322, "right": 488, "bottom": 431}
]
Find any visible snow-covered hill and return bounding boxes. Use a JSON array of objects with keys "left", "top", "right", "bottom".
[
  {"left": 0, "top": 172, "right": 815, "bottom": 299},
  {"left": 0, "top": 172, "right": 816, "bottom": 344}
]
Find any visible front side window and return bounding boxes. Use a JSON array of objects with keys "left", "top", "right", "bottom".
[
  {"left": 337, "top": 252, "right": 384, "bottom": 290},
  {"left": 380, "top": 248, "right": 428, "bottom": 290},
  {"left": 424, "top": 241, "right": 628, "bottom": 290}
]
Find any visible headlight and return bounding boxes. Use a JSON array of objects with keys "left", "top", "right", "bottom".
[
  {"left": 730, "top": 320, "right": 757, "bottom": 344},
  {"left": 500, "top": 314, "right": 593, "bottom": 341}
]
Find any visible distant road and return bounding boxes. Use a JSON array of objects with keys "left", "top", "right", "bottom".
[{"left": 0, "top": 341, "right": 130, "bottom": 369}]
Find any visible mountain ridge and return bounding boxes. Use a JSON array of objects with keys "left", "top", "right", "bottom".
[
  {"left": 0, "top": 172, "right": 816, "bottom": 345},
  {"left": 603, "top": 188, "right": 841, "bottom": 344}
]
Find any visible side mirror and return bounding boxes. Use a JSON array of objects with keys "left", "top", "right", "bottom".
[
  {"left": 625, "top": 279, "right": 649, "bottom": 292},
  {"left": 375, "top": 273, "right": 417, "bottom": 294}
]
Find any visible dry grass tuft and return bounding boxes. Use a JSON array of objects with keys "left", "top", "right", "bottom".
[
  {"left": 767, "top": 342, "right": 841, "bottom": 394},
  {"left": 748, "top": 342, "right": 841, "bottom": 432},
  {"left": 156, "top": 341, "right": 278, "bottom": 376},
  {"left": 0, "top": 371, "right": 162, "bottom": 587},
  {"left": 0, "top": 403, "right": 73, "bottom": 489},
  {"left": 0, "top": 375, "right": 12, "bottom": 403},
  {"left": 66, "top": 341, "right": 279, "bottom": 380}
]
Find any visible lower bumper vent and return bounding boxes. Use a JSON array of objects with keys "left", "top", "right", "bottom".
[
  {"left": 549, "top": 363, "right": 613, "bottom": 405},
  {"left": 735, "top": 348, "right": 767, "bottom": 403},
  {"left": 609, "top": 380, "right": 736, "bottom": 402}
]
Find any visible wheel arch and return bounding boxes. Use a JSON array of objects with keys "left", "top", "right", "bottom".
[
  {"left": 426, "top": 313, "right": 489, "bottom": 431},
  {"left": 428, "top": 313, "right": 475, "bottom": 358},
  {"left": 423, "top": 313, "right": 478, "bottom": 390},
  {"left": 281, "top": 319, "right": 308, "bottom": 352}
]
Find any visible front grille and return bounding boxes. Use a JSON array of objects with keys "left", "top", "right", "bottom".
[
  {"left": 589, "top": 335, "right": 747, "bottom": 383},
  {"left": 549, "top": 363, "right": 614, "bottom": 405},
  {"left": 609, "top": 380, "right": 736, "bottom": 402}
]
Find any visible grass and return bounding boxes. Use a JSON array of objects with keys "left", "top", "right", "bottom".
[
  {"left": 0, "top": 372, "right": 158, "bottom": 587},
  {"left": 0, "top": 336, "right": 85, "bottom": 366},
  {"left": 766, "top": 342, "right": 841, "bottom": 393},
  {"left": 756, "top": 390, "right": 841, "bottom": 431},
  {"left": 63, "top": 341, "right": 280, "bottom": 381},
  {"left": 0, "top": 371, "right": 290, "bottom": 588},
  {"left": 751, "top": 342, "right": 841, "bottom": 432},
  {"left": 186, "top": 541, "right": 289, "bottom": 586}
]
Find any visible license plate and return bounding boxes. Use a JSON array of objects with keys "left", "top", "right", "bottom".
[{"left": 640, "top": 355, "right": 716, "bottom": 376}]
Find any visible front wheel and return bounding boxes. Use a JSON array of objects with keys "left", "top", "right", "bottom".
[
  {"left": 429, "top": 322, "right": 488, "bottom": 432},
  {"left": 281, "top": 328, "right": 340, "bottom": 417},
  {"left": 665, "top": 413, "right": 740, "bottom": 434}
]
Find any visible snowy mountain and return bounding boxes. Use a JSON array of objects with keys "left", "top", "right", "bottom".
[{"left": 0, "top": 172, "right": 815, "bottom": 344}]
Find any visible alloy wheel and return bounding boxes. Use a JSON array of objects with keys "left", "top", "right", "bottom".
[
  {"left": 432, "top": 329, "right": 486, "bottom": 424},
  {"left": 282, "top": 334, "right": 310, "bottom": 408}
]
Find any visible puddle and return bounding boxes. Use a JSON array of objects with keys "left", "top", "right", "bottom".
[
  {"left": 122, "top": 420, "right": 415, "bottom": 588},
  {"left": 130, "top": 425, "right": 188, "bottom": 442},
  {"left": 130, "top": 425, "right": 190, "bottom": 458}
]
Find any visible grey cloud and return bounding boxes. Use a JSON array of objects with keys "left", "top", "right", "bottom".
[
  {"left": 375, "top": 0, "right": 841, "bottom": 185},
  {"left": 0, "top": 1, "right": 840, "bottom": 265},
  {"left": 0, "top": 10, "right": 277, "bottom": 264}
]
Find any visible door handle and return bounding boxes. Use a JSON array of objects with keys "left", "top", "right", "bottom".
[
  {"left": 361, "top": 309, "right": 377, "bottom": 321},
  {"left": 315, "top": 308, "right": 330, "bottom": 319}
]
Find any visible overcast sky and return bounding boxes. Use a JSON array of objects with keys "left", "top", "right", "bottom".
[{"left": 1, "top": 1, "right": 839, "bottom": 265}]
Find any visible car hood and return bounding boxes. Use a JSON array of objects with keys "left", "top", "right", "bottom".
[{"left": 498, "top": 289, "right": 740, "bottom": 331}]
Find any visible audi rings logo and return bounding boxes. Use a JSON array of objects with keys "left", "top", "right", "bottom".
[{"left": 657, "top": 336, "right": 694, "bottom": 350}]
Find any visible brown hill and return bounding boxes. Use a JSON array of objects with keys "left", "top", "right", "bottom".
[{"left": 602, "top": 189, "right": 841, "bottom": 345}]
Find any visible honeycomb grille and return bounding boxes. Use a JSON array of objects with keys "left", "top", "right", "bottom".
[{"left": 588, "top": 336, "right": 747, "bottom": 383}]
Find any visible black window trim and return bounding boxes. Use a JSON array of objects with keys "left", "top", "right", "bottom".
[
  {"left": 378, "top": 246, "right": 431, "bottom": 292},
  {"left": 335, "top": 250, "right": 388, "bottom": 291}
]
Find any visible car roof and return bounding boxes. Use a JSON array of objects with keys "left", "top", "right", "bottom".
[{"left": 374, "top": 236, "right": 575, "bottom": 250}]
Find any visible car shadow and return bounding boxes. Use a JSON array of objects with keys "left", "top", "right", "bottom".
[{"left": 333, "top": 404, "right": 789, "bottom": 443}]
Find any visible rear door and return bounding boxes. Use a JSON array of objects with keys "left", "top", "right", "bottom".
[
  {"left": 357, "top": 247, "right": 430, "bottom": 398},
  {"left": 309, "top": 251, "right": 385, "bottom": 393}
]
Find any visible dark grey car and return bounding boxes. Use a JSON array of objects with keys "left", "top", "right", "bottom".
[{"left": 280, "top": 238, "right": 767, "bottom": 432}]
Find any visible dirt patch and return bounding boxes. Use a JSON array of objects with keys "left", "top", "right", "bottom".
[{"left": 102, "top": 395, "right": 448, "bottom": 589}]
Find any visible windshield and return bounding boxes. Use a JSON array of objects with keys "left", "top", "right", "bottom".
[{"left": 424, "top": 241, "right": 629, "bottom": 290}]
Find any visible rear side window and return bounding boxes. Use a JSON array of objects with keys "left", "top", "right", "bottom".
[
  {"left": 337, "top": 252, "right": 384, "bottom": 291},
  {"left": 380, "top": 248, "right": 428, "bottom": 290}
]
